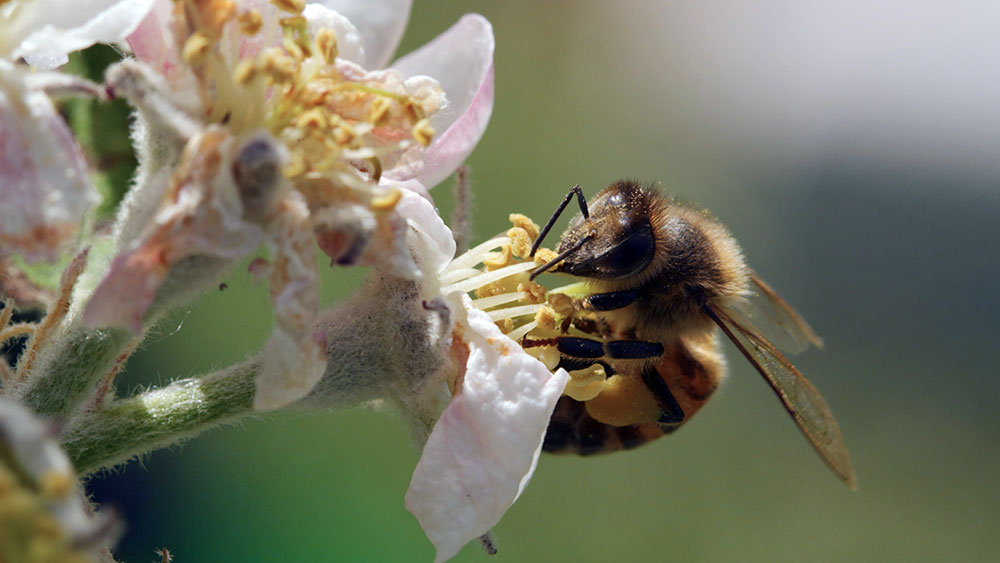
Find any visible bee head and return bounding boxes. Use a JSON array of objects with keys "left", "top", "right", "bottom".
[{"left": 553, "top": 180, "right": 657, "bottom": 280}]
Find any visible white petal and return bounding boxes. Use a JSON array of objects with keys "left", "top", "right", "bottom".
[
  {"left": 125, "top": 0, "right": 179, "bottom": 79},
  {"left": 405, "top": 294, "right": 569, "bottom": 563},
  {"left": 0, "top": 63, "right": 98, "bottom": 262},
  {"left": 254, "top": 192, "right": 327, "bottom": 410},
  {"left": 315, "top": 0, "right": 412, "bottom": 68},
  {"left": 9, "top": 0, "right": 156, "bottom": 70},
  {"left": 388, "top": 14, "right": 494, "bottom": 188},
  {"left": 84, "top": 129, "right": 262, "bottom": 331},
  {"left": 393, "top": 185, "right": 455, "bottom": 275},
  {"left": 303, "top": 3, "right": 366, "bottom": 66}
]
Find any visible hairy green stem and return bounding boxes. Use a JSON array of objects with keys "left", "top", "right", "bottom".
[
  {"left": 18, "top": 325, "right": 134, "bottom": 419},
  {"left": 62, "top": 360, "right": 259, "bottom": 475}
]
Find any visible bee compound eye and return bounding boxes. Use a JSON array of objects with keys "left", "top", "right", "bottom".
[{"left": 593, "top": 222, "right": 655, "bottom": 278}]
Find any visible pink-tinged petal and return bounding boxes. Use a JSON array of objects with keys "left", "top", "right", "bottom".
[
  {"left": 387, "top": 14, "right": 494, "bottom": 188},
  {"left": 10, "top": 0, "right": 156, "bottom": 70},
  {"left": 405, "top": 295, "right": 569, "bottom": 562},
  {"left": 0, "top": 65, "right": 98, "bottom": 262},
  {"left": 302, "top": 4, "right": 366, "bottom": 67},
  {"left": 317, "top": 0, "right": 412, "bottom": 68},
  {"left": 254, "top": 192, "right": 327, "bottom": 410},
  {"left": 126, "top": 0, "right": 179, "bottom": 78},
  {"left": 392, "top": 183, "right": 454, "bottom": 275},
  {"left": 84, "top": 128, "right": 262, "bottom": 331}
]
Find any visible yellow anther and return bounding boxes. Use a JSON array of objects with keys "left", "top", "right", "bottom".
[
  {"left": 412, "top": 118, "right": 435, "bottom": 146},
  {"left": 474, "top": 282, "right": 504, "bottom": 299},
  {"left": 507, "top": 226, "right": 533, "bottom": 258},
  {"left": 198, "top": 0, "right": 237, "bottom": 36},
  {"left": 368, "top": 97, "right": 392, "bottom": 125},
  {"left": 547, "top": 292, "right": 574, "bottom": 317},
  {"left": 282, "top": 36, "right": 305, "bottom": 61},
  {"left": 518, "top": 280, "right": 548, "bottom": 303},
  {"left": 237, "top": 9, "right": 263, "bottom": 35},
  {"left": 534, "top": 247, "right": 558, "bottom": 266},
  {"left": 38, "top": 471, "right": 73, "bottom": 500},
  {"left": 260, "top": 50, "right": 296, "bottom": 81},
  {"left": 509, "top": 213, "right": 541, "bottom": 241},
  {"left": 279, "top": 15, "right": 307, "bottom": 28},
  {"left": 295, "top": 108, "right": 328, "bottom": 130},
  {"left": 181, "top": 31, "right": 212, "bottom": 63},
  {"left": 315, "top": 28, "right": 339, "bottom": 64},
  {"left": 497, "top": 318, "right": 514, "bottom": 334},
  {"left": 271, "top": 0, "right": 305, "bottom": 14},
  {"left": 333, "top": 123, "right": 356, "bottom": 145},
  {"left": 284, "top": 151, "right": 307, "bottom": 178},
  {"left": 535, "top": 305, "right": 557, "bottom": 330},
  {"left": 233, "top": 59, "right": 258, "bottom": 85},
  {"left": 482, "top": 244, "right": 513, "bottom": 269},
  {"left": 371, "top": 187, "right": 402, "bottom": 211}
]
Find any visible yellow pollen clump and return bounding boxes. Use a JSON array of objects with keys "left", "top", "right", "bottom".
[
  {"left": 271, "top": 0, "right": 305, "bottom": 14},
  {"left": 412, "top": 118, "right": 435, "bottom": 146},
  {"left": 237, "top": 9, "right": 263, "bottom": 35},
  {"left": 371, "top": 188, "right": 402, "bottom": 211},
  {"left": 181, "top": 31, "right": 212, "bottom": 63},
  {"left": 315, "top": 28, "right": 339, "bottom": 64},
  {"left": 585, "top": 375, "right": 664, "bottom": 426},
  {"left": 564, "top": 364, "right": 607, "bottom": 402},
  {"left": 509, "top": 213, "right": 540, "bottom": 241}
]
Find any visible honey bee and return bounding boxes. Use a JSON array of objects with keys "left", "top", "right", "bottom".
[{"left": 526, "top": 180, "right": 856, "bottom": 488}]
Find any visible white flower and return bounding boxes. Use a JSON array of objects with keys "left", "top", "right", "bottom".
[
  {"left": 0, "top": 0, "right": 154, "bottom": 261},
  {"left": 390, "top": 189, "right": 569, "bottom": 562},
  {"left": 82, "top": 1, "right": 496, "bottom": 411}
]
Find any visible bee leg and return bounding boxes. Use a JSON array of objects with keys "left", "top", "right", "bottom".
[
  {"left": 605, "top": 340, "right": 664, "bottom": 359},
  {"left": 640, "top": 363, "right": 686, "bottom": 426},
  {"left": 584, "top": 289, "right": 638, "bottom": 311},
  {"left": 553, "top": 336, "right": 615, "bottom": 374},
  {"left": 555, "top": 336, "right": 606, "bottom": 359}
]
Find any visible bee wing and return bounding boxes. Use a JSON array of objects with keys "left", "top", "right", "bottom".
[
  {"left": 727, "top": 271, "right": 824, "bottom": 354},
  {"left": 704, "top": 302, "right": 857, "bottom": 489}
]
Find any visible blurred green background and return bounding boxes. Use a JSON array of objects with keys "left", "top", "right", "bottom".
[{"left": 84, "top": 1, "right": 999, "bottom": 561}]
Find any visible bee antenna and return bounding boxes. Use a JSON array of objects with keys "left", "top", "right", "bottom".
[
  {"left": 529, "top": 232, "right": 592, "bottom": 280},
  {"left": 530, "top": 184, "right": 589, "bottom": 257}
]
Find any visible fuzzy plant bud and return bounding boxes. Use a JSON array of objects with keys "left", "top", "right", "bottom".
[{"left": 0, "top": 400, "right": 119, "bottom": 560}]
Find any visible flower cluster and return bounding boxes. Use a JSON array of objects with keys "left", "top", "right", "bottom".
[{"left": 0, "top": 0, "right": 570, "bottom": 560}]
